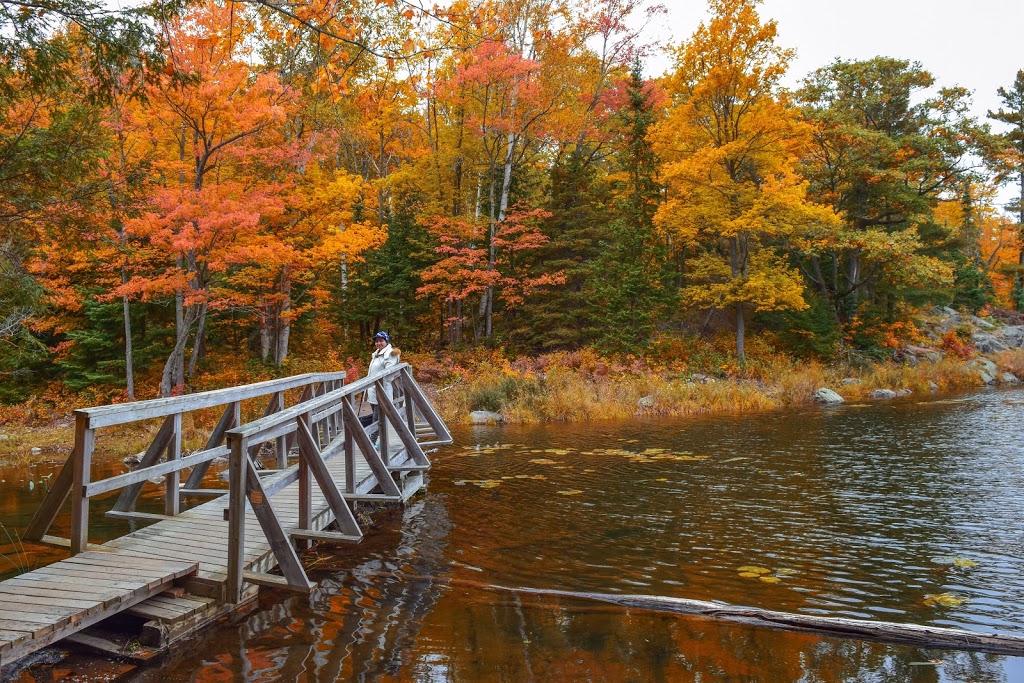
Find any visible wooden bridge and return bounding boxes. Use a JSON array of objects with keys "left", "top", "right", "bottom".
[{"left": 0, "top": 364, "right": 451, "bottom": 669}]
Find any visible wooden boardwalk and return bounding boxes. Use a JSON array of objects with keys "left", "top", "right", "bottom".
[
  {"left": 1, "top": 366, "right": 451, "bottom": 669},
  {"left": 0, "top": 551, "right": 197, "bottom": 665}
]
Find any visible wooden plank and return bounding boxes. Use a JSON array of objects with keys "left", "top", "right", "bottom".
[
  {"left": 375, "top": 387, "right": 429, "bottom": 466},
  {"left": 184, "top": 401, "right": 238, "bottom": 490},
  {"left": 111, "top": 415, "right": 175, "bottom": 513},
  {"left": 12, "top": 571, "right": 164, "bottom": 594},
  {"left": 62, "top": 551, "right": 197, "bottom": 575},
  {"left": 400, "top": 367, "right": 452, "bottom": 443},
  {"left": 341, "top": 400, "right": 402, "bottom": 497},
  {"left": 242, "top": 461, "right": 312, "bottom": 593},
  {"left": 34, "top": 534, "right": 105, "bottom": 552},
  {"left": 70, "top": 414, "right": 94, "bottom": 555},
  {"left": 83, "top": 372, "right": 346, "bottom": 429},
  {"left": 296, "top": 416, "right": 362, "bottom": 537},
  {"left": 87, "top": 445, "right": 228, "bottom": 498},
  {"left": 0, "top": 619, "right": 52, "bottom": 638},
  {"left": 241, "top": 570, "right": 301, "bottom": 591},
  {"left": 0, "top": 598, "right": 80, "bottom": 618},
  {"left": 21, "top": 455, "right": 73, "bottom": 542},
  {"left": 180, "top": 488, "right": 229, "bottom": 497},
  {"left": 126, "top": 602, "right": 189, "bottom": 621},
  {"left": 0, "top": 587, "right": 110, "bottom": 610},
  {"left": 226, "top": 433, "right": 248, "bottom": 603},
  {"left": 165, "top": 412, "right": 182, "bottom": 516},
  {"left": 288, "top": 529, "right": 361, "bottom": 544}
]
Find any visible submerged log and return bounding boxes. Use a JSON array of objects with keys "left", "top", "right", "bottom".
[{"left": 397, "top": 575, "right": 1024, "bottom": 656}]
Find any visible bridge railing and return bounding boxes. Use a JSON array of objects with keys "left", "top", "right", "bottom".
[
  {"left": 22, "top": 371, "right": 347, "bottom": 554},
  {"left": 222, "top": 364, "right": 452, "bottom": 602}
]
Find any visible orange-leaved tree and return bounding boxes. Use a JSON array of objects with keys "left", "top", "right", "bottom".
[
  {"left": 120, "top": 0, "right": 297, "bottom": 395},
  {"left": 651, "top": 0, "right": 837, "bottom": 366}
]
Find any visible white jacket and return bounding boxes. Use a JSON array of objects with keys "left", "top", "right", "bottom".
[{"left": 366, "top": 344, "right": 400, "bottom": 404}]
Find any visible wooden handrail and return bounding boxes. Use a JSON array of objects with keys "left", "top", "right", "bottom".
[
  {"left": 226, "top": 365, "right": 406, "bottom": 442},
  {"left": 23, "top": 371, "right": 346, "bottom": 549},
  {"left": 80, "top": 371, "right": 347, "bottom": 429}
]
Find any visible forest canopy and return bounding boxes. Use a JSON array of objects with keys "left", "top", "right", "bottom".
[{"left": 1, "top": 0, "right": 1022, "bottom": 402}]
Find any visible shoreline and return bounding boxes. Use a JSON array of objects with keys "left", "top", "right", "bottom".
[{"left": 2, "top": 350, "right": 1021, "bottom": 467}]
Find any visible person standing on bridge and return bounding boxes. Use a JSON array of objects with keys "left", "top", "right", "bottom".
[{"left": 365, "top": 331, "right": 400, "bottom": 443}]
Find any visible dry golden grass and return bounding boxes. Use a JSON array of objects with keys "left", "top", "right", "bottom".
[
  {"left": 2, "top": 343, "right": 1021, "bottom": 464},
  {"left": 435, "top": 350, "right": 1014, "bottom": 425}
]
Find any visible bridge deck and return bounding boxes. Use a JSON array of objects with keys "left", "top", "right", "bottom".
[
  {"left": 0, "top": 551, "right": 197, "bottom": 665},
  {"left": 3, "top": 366, "right": 449, "bottom": 669},
  {"left": 1, "top": 440, "right": 414, "bottom": 667},
  {"left": 102, "top": 445, "right": 381, "bottom": 582}
]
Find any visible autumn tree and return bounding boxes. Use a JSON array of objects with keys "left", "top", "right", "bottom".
[
  {"left": 122, "top": 1, "right": 296, "bottom": 394},
  {"left": 796, "top": 58, "right": 982, "bottom": 329},
  {"left": 989, "top": 69, "right": 1024, "bottom": 308},
  {"left": 652, "top": 0, "right": 835, "bottom": 365}
]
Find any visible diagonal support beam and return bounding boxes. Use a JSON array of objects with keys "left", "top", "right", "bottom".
[
  {"left": 400, "top": 367, "right": 452, "bottom": 443},
  {"left": 112, "top": 415, "right": 176, "bottom": 513},
  {"left": 296, "top": 415, "right": 362, "bottom": 537},
  {"left": 243, "top": 456, "right": 313, "bottom": 593},
  {"left": 374, "top": 382, "right": 429, "bottom": 466},
  {"left": 341, "top": 399, "right": 402, "bottom": 497},
  {"left": 22, "top": 456, "right": 74, "bottom": 542},
  {"left": 184, "top": 402, "right": 239, "bottom": 489}
]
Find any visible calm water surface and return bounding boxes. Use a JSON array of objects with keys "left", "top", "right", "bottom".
[{"left": 4, "top": 389, "right": 1024, "bottom": 681}]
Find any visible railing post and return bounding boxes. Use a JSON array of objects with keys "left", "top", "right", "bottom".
[
  {"left": 226, "top": 432, "right": 248, "bottom": 603},
  {"left": 274, "top": 391, "right": 287, "bottom": 469},
  {"left": 377, "top": 380, "right": 390, "bottom": 466},
  {"left": 70, "top": 412, "right": 94, "bottom": 555},
  {"left": 165, "top": 412, "right": 182, "bottom": 516},
  {"left": 403, "top": 375, "right": 416, "bottom": 434},
  {"left": 297, "top": 413, "right": 312, "bottom": 550},
  {"left": 344, "top": 397, "right": 355, "bottom": 494}
]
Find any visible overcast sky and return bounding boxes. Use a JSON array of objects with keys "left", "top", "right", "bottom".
[{"left": 646, "top": 0, "right": 1024, "bottom": 126}]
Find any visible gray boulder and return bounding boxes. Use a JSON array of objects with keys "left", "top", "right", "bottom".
[
  {"left": 812, "top": 388, "right": 844, "bottom": 404},
  {"left": 972, "top": 331, "right": 1008, "bottom": 354},
  {"left": 999, "top": 372, "right": 1021, "bottom": 385},
  {"left": 469, "top": 410, "right": 504, "bottom": 424},
  {"left": 868, "top": 389, "right": 898, "bottom": 399},
  {"left": 904, "top": 345, "right": 943, "bottom": 362},
  {"left": 637, "top": 395, "right": 655, "bottom": 409},
  {"left": 839, "top": 377, "right": 861, "bottom": 386},
  {"left": 999, "top": 326, "right": 1024, "bottom": 348},
  {"left": 966, "top": 357, "right": 998, "bottom": 385},
  {"left": 895, "top": 388, "right": 912, "bottom": 397},
  {"left": 928, "top": 381, "right": 939, "bottom": 392}
]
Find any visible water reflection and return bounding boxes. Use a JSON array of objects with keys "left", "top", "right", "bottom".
[{"left": 5, "top": 389, "right": 1024, "bottom": 681}]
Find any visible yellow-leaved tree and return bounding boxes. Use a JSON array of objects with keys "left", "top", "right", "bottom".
[{"left": 651, "top": 0, "right": 837, "bottom": 365}]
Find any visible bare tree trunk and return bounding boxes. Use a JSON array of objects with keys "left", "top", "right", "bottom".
[
  {"left": 173, "top": 258, "right": 185, "bottom": 391},
  {"left": 187, "top": 300, "right": 208, "bottom": 376},
  {"left": 161, "top": 305, "right": 198, "bottom": 397},
  {"left": 259, "top": 297, "right": 272, "bottom": 362},
  {"left": 736, "top": 302, "right": 745, "bottom": 368},
  {"left": 122, "top": 288, "right": 134, "bottom": 400},
  {"left": 275, "top": 267, "right": 291, "bottom": 367}
]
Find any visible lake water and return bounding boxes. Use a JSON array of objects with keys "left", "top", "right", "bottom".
[{"left": 4, "top": 388, "right": 1024, "bottom": 681}]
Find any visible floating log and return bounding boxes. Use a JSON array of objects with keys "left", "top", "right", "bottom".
[{"left": 401, "top": 576, "right": 1024, "bottom": 657}]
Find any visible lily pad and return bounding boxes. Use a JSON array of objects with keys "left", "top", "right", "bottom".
[
  {"left": 557, "top": 489, "right": 584, "bottom": 496},
  {"left": 737, "top": 565, "right": 771, "bottom": 575},
  {"left": 529, "top": 458, "right": 558, "bottom": 465},
  {"left": 759, "top": 576, "right": 781, "bottom": 584},
  {"left": 923, "top": 592, "right": 969, "bottom": 608}
]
